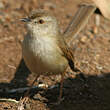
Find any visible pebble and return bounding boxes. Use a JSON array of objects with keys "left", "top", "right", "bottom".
[
  {"left": 93, "top": 26, "right": 98, "bottom": 34},
  {"left": 80, "top": 35, "right": 88, "bottom": 43},
  {"left": 95, "top": 14, "right": 100, "bottom": 26},
  {"left": 25, "top": 103, "right": 31, "bottom": 110},
  {"left": 0, "top": 1, "right": 4, "bottom": 9}
]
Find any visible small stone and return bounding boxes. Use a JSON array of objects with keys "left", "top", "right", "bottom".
[
  {"left": 66, "top": 13, "right": 72, "bottom": 19},
  {"left": 0, "top": 1, "right": 5, "bottom": 9},
  {"left": 80, "top": 35, "right": 87, "bottom": 43},
  {"left": 86, "top": 31, "right": 94, "bottom": 39},
  {"left": 5, "top": 15, "right": 11, "bottom": 22},
  {"left": 25, "top": 103, "right": 31, "bottom": 110},
  {"left": 93, "top": 26, "right": 98, "bottom": 34},
  {"left": 0, "top": 15, "right": 5, "bottom": 23},
  {"left": 95, "top": 14, "right": 100, "bottom": 26}
]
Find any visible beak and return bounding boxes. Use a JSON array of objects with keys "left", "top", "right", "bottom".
[{"left": 20, "top": 18, "right": 31, "bottom": 22}]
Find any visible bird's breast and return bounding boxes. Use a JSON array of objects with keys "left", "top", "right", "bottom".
[{"left": 22, "top": 35, "right": 68, "bottom": 74}]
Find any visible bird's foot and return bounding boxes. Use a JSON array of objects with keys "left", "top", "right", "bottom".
[
  {"left": 49, "top": 97, "right": 64, "bottom": 105},
  {"left": 17, "top": 97, "right": 31, "bottom": 110}
]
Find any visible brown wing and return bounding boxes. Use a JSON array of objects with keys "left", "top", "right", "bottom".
[
  {"left": 58, "top": 36, "right": 80, "bottom": 72},
  {"left": 58, "top": 4, "right": 96, "bottom": 72}
]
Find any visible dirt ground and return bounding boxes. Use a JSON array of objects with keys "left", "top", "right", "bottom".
[{"left": 0, "top": 0, "right": 110, "bottom": 110}]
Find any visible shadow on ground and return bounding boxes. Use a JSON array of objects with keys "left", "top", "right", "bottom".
[
  {"left": 0, "top": 61, "right": 110, "bottom": 110},
  {"left": 0, "top": 59, "right": 31, "bottom": 99},
  {"left": 45, "top": 74, "right": 110, "bottom": 110}
]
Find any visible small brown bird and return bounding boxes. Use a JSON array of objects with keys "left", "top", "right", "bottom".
[
  {"left": 22, "top": 9, "right": 77, "bottom": 103},
  {"left": 20, "top": 4, "right": 96, "bottom": 105}
]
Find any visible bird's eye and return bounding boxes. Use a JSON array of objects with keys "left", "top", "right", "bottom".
[
  {"left": 38, "top": 19, "right": 44, "bottom": 24},
  {"left": 34, "top": 21, "right": 37, "bottom": 24}
]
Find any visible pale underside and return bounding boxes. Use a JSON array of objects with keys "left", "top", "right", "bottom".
[{"left": 22, "top": 34, "right": 68, "bottom": 75}]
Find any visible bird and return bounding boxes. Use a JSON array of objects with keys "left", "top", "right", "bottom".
[
  {"left": 21, "top": 9, "right": 77, "bottom": 103},
  {"left": 20, "top": 4, "right": 96, "bottom": 106}
]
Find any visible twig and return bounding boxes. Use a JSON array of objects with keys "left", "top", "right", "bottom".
[
  {"left": 0, "top": 86, "right": 39, "bottom": 94},
  {"left": 8, "top": 65, "right": 16, "bottom": 70},
  {"left": 0, "top": 84, "right": 57, "bottom": 94},
  {"left": 0, "top": 98, "right": 19, "bottom": 103},
  {"left": 0, "top": 84, "right": 58, "bottom": 105}
]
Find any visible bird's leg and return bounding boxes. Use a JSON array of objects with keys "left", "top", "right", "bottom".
[
  {"left": 58, "top": 71, "right": 65, "bottom": 104},
  {"left": 25, "top": 74, "right": 40, "bottom": 97},
  {"left": 19, "top": 74, "right": 40, "bottom": 104},
  {"left": 50, "top": 72, "right": 65, "bottom": 105}
]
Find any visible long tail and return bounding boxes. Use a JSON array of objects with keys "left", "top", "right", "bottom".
[{"left": 63, "top": 4, "right": 96, "bottom": 45}]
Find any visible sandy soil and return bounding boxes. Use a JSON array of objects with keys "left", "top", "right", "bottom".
[{"left": 0, "top": 0, "right": 110, "bottom": 110}]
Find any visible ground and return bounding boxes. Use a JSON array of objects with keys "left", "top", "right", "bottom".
[{"left": 0, "top": 0, "right": 110, "bottom": 110}]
